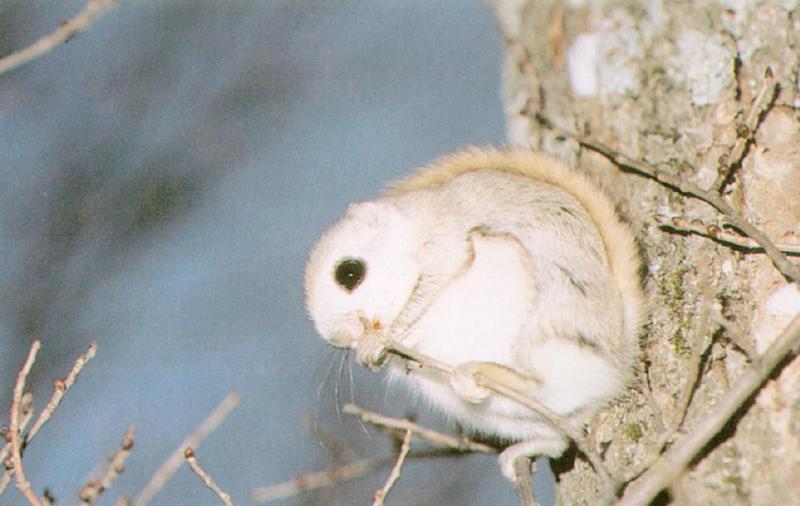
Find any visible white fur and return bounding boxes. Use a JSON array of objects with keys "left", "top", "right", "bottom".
[
  {"left": 305, "top": 148, "right": 645, "bottom": 472},
  {"left": 305, "top": 201, "right": 420, "bottom": 346},
  {"left": 402, "top": 233, "right": 533, "bottom": 366}
]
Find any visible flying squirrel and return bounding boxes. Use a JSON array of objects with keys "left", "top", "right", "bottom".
[{"left": 305, "top": 148, "right": 645, "bottom": 480}]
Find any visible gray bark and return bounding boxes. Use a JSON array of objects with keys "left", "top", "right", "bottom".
[{"left": 500, "top": 1, "right": 800, "bottom": 504}]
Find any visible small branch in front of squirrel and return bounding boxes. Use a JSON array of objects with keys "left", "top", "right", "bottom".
[
  {"left": 654, "top": 215, "right": 800, "bottom": 256},
  {"left": 0, "top": 0, "right": 119, "bottom": 76},
  {"left": 132, "top": 392, "right": 240, "bottom": 506},
  {"left": 184, "top": 447, "right": 233, "bottom": 506},
  {"left": 372, "top": 429, "right": 412, "bottom": 506},
  {"left": 25, "top": 341, "right": 97, "bottom": 450},
  {"left": 712, "top": 67, "right": 778, "bottom": 192},
  {"left": 534, "top": 112, "right": 800, "bottom": 283},
  {"left": 8, "top": 340, "right": 43, "bottom": 506},
  {"left": 381, "top": 342, "right": 616, "bottom": 500},
  {"left": 388, "top": 342, "right": 581, "bottom": 442},
  {"left": 79, "top": 426, "right": 135, "bottom": 505},
  {"left": 618, "top": 313, "right": 800, "bottom": 506}
]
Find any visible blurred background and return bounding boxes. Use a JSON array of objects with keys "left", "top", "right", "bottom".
[{"left": 0, "top": 1, "right": 552, "bottom": 504}]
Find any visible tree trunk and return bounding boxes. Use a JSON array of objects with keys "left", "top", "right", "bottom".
[{"left": 498, "top": 1, "right": 800, "bottom": 504}]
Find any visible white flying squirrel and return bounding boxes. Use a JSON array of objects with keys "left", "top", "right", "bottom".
[{"left": 305, "top": 148, "right": 645, "bottom": 480}]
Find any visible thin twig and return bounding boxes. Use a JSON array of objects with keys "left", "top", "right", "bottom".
[
  {"left": 133, "top": 393, "right": 240, "bottom": 506},
  {"left": 388, "top": 342, "right": 609, "bottom": 476},
  {"left": 250, "top": 458, "right": 387, "bottom": 503},
  {"left": 0, "top": 0, "right": 119, "bottom": 76},
  {"left": 708, "top": 304, "right": 757, "bottom": 361},
  {"left": 372, "top": 429, "right": 411, "bottom": 506},
  {"left": 535, "top": 113, "right": 800, "bottom": 282},
  {"left": 480, "top": 372, "right": 617, "bottom": 503},
  {"left": 25, "top": 341, "right": 97, "bottom": 448},
  {"left": 9, "top": 341, "right": 43, "bottom": 506},
  {"left": 368, "top": 342, "right": 616, "bottom": 502},
  {"left": 0, "top": 392, "right": 33, "bottom": 495},
  {"left": 638, "top": 364, "right": 665, "bottom": 434},
  {"left": 250, "top": 447, "right": 468, "bottom": 503},
  {"left": 713, "top": 67, "right": 777, "bottom": 192},
  {"left": 669, "top": 267, "right": 715, "bottom": 435},
  {"left": 618, "top": 313, "right": 800, "bottom": 506},
  {"left": 79, "top": 426, "right": 135, "bottom": 505},
  {"left": 389, "top": 342, "right": 581, "bottom": 441},
  {"left": 512, "top": 458, "right": 538, "bottom": 506},
  {"left": 654, "top": 215, "right": 800, "bottom": 255},
  {"left": 184, "top": 447, "right": 233, "bottom": 506},
  {"left": 343, "top": 403, "right": 496, "bottom": 454}
]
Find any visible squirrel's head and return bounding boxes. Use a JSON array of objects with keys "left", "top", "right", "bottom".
[{"left": 305, "top": 201, "right": 420, "bottom": 347}]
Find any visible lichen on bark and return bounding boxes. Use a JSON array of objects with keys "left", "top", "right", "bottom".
[{"left": 499, "top": 1, "right": 800, "bottom": 504}]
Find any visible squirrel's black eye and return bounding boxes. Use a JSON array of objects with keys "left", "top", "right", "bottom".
[{"left": 334, "top": 258, "right": 366, "bottom": 291}]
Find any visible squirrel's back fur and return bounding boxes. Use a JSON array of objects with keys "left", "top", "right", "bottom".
[{"left": 387, "top": 147, "right": 645, "bottom": 367}]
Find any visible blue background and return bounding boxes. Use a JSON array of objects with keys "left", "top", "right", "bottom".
[{"left": 0, "top": 1, "right": 554, "bottom": 504}]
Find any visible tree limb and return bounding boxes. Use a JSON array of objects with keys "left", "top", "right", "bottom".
[
  {"left": 618, "top": 313, "right": 800, "bottom": 506},
  {"left": 534, "top": 113, "right": 800, "bottom": 282}
]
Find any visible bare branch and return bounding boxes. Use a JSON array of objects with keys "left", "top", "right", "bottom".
[
  {"left": 25, "top": 341, "right": 97, "bottom": 448},
  {"left": 0, "top": 392, "right": 33, "bottom": 495},
  {"left": 343, "top": 403, "right": 496, "bottom": 454},
  {"left": 618, "top": 313, "right": 800, "bottom": 506},
  {"left": 708, "top": 304, "right": 757, "bottom": 361},
  {"left": 511, "top": 458, "right": 538, "bottom": 506},
  {"left": 9, "top": 341, "right": 43, "bottom": 506},
  {"left": 534, "top": 113, "right": 800, "bottom": 282},
  {"left": 184, "top": 447, "right": 233, "bottom": 506},
  {"left": 79, "top": 426, "right": 135, "bottom": 505},
  {"left": 372, "top": 429, "right": 411, "bottom": 506},
  {"left": 250, "top": 458, "right": 387, "bottom": 503},
  {"left": 654, "top": 215, "right": 800, "bottom": 255},
  {"left": 133, "top": 392, "right": 240, "bottom": 506},
  {"left": 2, "top": 341, "right": 96, "bottom": 496},
  {"left": 713, "top": 67, "right": 777, "bottom": 192},
  {"left": 0, "top": 0, "right": 119, "bottom": 76}
]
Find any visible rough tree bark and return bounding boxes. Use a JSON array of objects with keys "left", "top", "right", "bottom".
[{"left": 498, "top": 1, "right": 800, "bottom": 504}]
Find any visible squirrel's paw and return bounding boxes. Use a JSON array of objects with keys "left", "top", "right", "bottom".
[
  {"left": 355, "top": 331, "right": 389, "bottom": 370},
  {"left": 449, "top": 362, "right": 493, "bottom": 403},
  {"left": 498, "top": 438, "right": 567, "bottom": 482}
]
